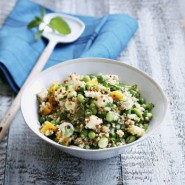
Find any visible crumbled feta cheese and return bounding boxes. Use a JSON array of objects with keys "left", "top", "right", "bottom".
[
  {"left": 127, "top": 114, "right": 139, "bottom": 121},
  {"left": 120, "top": 97, "right": 134, "bottom": 110},
  {"left": 67, "top": 73, "right": 81, "bottom": 82},
  {"left": 85, "top": 115, "right": 103, "bottom": 130},
  {"left": 37, "top": 89, "right": 48, "bottom": 102},
  {"left": 97, "top": 84, "right": 110, "bottom": 92},
  {"left": 54, "top": 86, "right": 67, "bottom": 101},
  {"left": 84, "top": 91, "right": 101, "bottom": 98},
  {"left": 74, "top": 81, "right": 86, "bottom": 90},
  {"left": 39, "top": 102, "right": 50, "bottom": 112},
  {"left": 45, "top": 129, "right": 54, "bottom": 136},
  {"left": 67, "top": 91, "right": 77, "bottom": 98},
  {"left": 104, "top": 75, "right": 119, "bottom": 85},
  {"left": 127, "top": 125, "right": 145, "bottom": 137},
  {"left": 95, "top": 95, "right": 113, "bottom": 108},
  {"left": 65, "top": 100, "right": 77, "bottom": 112},
  {"left": 116, "top": 130, "right": 124, "bottom": 138}
]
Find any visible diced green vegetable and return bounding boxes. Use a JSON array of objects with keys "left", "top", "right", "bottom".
[{"left": 98, "top": 138, "right": 108, "bottom": 148}]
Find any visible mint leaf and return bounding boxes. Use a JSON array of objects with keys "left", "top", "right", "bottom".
[
  {"left": 41, "top": 7, "right": 45, "bottom": 18},
  {"left": 34, "top": 30, "right": 44, "bottom": 41},
  {"left": 49, "top": 16, "right": 71, "bottom": 35},
  {"left": 27, "top": 18, "right": 42, "bottom": 29},
  {"left": 35, "top": 16, "right": 42, "bottom": 22}
]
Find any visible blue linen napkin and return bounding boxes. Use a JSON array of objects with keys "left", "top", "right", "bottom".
[{"left": 0, "top": 0, "right": 138, "bottom": 93}]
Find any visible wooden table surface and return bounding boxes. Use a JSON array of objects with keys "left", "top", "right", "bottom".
[{"left": 1, "top": 0, "right": 185, "bottom": 184}]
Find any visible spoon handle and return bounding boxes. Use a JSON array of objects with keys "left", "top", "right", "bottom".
[{"left": 0, "top": 40, "right": 56, "bottom": 142}]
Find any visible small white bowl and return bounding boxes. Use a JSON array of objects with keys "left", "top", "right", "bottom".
[{"left": 21, "top": 58, "right": 168, "bottom": 160}]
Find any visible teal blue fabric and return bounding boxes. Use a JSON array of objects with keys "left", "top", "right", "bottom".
[{"left": 0, "top": 0, "right": 138, "bottom": 93}]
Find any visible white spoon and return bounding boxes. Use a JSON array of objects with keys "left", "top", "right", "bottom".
[{"left": 0, "top": 13, "right": 85, "bottom": 141}]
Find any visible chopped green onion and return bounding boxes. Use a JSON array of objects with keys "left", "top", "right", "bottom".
[{"left": 98, "top": 137, "right": 108, "bottom": 148}]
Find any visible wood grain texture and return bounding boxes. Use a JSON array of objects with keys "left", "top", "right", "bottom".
[
  {"left": 0, "top": 79, "right": 14, "bottom": 184},
  {"left": 110, "top": 0, "right": 185, "bottom": 184},
  {"left": 1, "top": 0, "right": 185, "bottom": 184}
]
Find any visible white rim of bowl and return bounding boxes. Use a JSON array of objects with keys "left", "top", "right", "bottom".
[{"left": 21, "top": 58, "right": 168, "bottom": 153}]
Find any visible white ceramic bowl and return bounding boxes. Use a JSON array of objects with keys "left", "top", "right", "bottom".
[{"left": 21, "top": 58, "right": 168, "bottom": 160}]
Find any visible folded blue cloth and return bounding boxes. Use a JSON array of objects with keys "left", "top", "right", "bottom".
[{"left": 0, "top": 0, "right": 138, "bottom": 93}]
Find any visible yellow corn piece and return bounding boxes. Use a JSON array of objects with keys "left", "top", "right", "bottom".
[
  {"left": 61, "top": 137, "right": 71, "bottom": 146},
  {"left": 86, "top": 79, "right": 98, "bottom": 86},
  {"left": 48, "top": 81, "right": 59, "bottom": 94},
  {"left": 110, "top": 90, "right": 124, "bottom": 101},
  {"left": 55, "top": 131, "right": 63, "bottom": 141},
  {"left": 40, "top": 121, "right": 57, "bottom": 134},
  {"left": 40, "top": 103, "right": 53, "bottom": 115}
]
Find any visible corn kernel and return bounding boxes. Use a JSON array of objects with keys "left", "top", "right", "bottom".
[
  {"left": 55, "top": 131, "right": 63, "bottom": 141},
  {"left": 48, "top": 81, "right": 59, "bottom": 94},
  {"left": 110, "top": 90, "right": 124, "bottom": 101},
  {"left": 40, "top": 121, "right": 57, "bottom": 134},
  {"left": 86, "top": 79, "right": 98, "bottom": 86},
  {"left": 40, "top": 103, "right": 53, "bottom": 115}
]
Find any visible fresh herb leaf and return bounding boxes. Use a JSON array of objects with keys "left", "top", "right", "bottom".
[
  {"left": 27, "top": 18, "right": 42, "bottom": 29},
  {"left": 49, "top": 16, "right": 71, "bottom": 35},
  {"left": 35, "top": 30, "right": 44, "bottom": 41},
  {"left": 27, "top": 7, "right": 71, "bottom": 41},
  {"left": 41, "top": 7, "right": 45, "bottom": 18}
]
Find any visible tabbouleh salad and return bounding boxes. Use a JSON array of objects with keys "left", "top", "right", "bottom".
[{"left": 37, "top": 73, "right": 154, "bottom": 149}]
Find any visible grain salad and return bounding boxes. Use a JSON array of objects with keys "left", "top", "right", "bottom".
[{"left": 37, "top": 73, "right": 154, "bottom": 149}]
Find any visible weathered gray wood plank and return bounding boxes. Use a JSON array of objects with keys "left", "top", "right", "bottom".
[
  {"left": 1, "top": 0, "right": 122, "bottom": 185},
  {"left": 0, "top": 79, "right": 14, "bottom": 184},
  {"left": 110, "top": 0, "right": 185, "bottom": 184}
]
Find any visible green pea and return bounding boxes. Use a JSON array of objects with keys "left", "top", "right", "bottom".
[
  {"left": 139, "top": 98, "right": 145, "bottom": 104},
  {"left": 126, "top": 135, "right": 136, "bottom": 144},
  {"left": 79, "top": 86, "right": 86, "bottom": 92},
  {"left": 83, "top": 75, "right": 90, "bottom": 82},
  {"left": 77, "top": 94, "right": 84, "bottom": 103},
  {"left": 132, "top": 108, "right": 143, "bottom": 118},
  {"left": 39, "top": 116, "right": 46, "bottom": 124},
  {"left": 145, "top": 103, "right": 154, "bottom": 111},
  {"left": 88, "top": 131, "right": 96, "bottom": 139},
  {"left": 98, "top": 137, "right": 108, "bottom": 149},
  {"left": 106, "top": 112, "right": 115, "bottom": 122}
]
